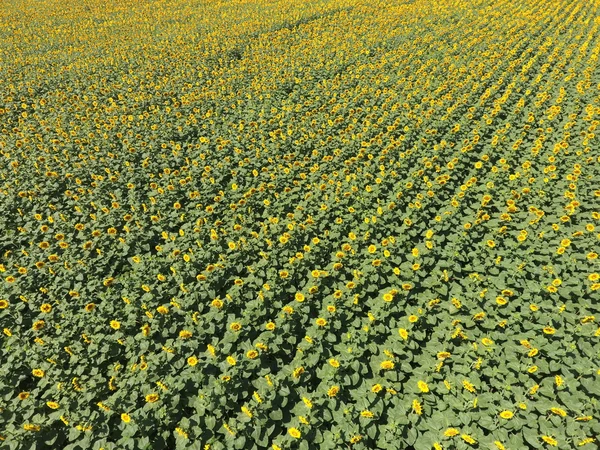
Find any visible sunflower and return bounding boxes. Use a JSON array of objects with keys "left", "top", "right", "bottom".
[
  {"left": 241, "top": 406, "right": 252, "bottom": 418},
  {"left": 380, "top": 360, "right": 395, "bottom": 370},
  {"left": 327, "top": 386, "right": 340, "bottom": 397},
  {"left": 145, "top": 393, "right": 159, "bottom": 403},
  {"left": 179, "top": 330, "right": 193, "bottom": 339},
  {"left": 350, "top": 435, "right": 362, "bottom": 444},
  {"left": 412, "top": 399, "right": 423, "bottom": 415},
  {"left": 187, "top": 356, "right": 198, "bottom": 367},
  {"left": 462, "top": 380, "right": 476, "bottom": 393},
  {"left": 461, "top": 435, "right": 477, "bottom": 445},
  {"left": 541, "top": 436, "right": 558, "bottom": 446},
  {"left": 292, "top": 367, "right": 304, "bottom": 378}
]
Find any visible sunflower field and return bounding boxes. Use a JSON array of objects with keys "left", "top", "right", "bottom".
[{"left": 1, "top": 0, "right": 600, "bottom": 448}]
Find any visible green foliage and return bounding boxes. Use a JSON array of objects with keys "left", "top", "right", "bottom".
[{"left": 1, "top": 0, "right": 600, "bottom": 448}]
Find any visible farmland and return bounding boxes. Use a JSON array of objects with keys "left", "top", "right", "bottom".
[{"left": 1, "top": 0, "right": 600, "bottom": 448}]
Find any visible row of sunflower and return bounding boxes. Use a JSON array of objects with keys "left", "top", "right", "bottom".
[{"left": 1, "top": 0, "right": 600, "bottom": 448}]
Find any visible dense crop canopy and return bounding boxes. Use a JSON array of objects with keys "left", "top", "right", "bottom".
[{"left": 1, "top": 0, "right": 600, "bottom": 448}]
